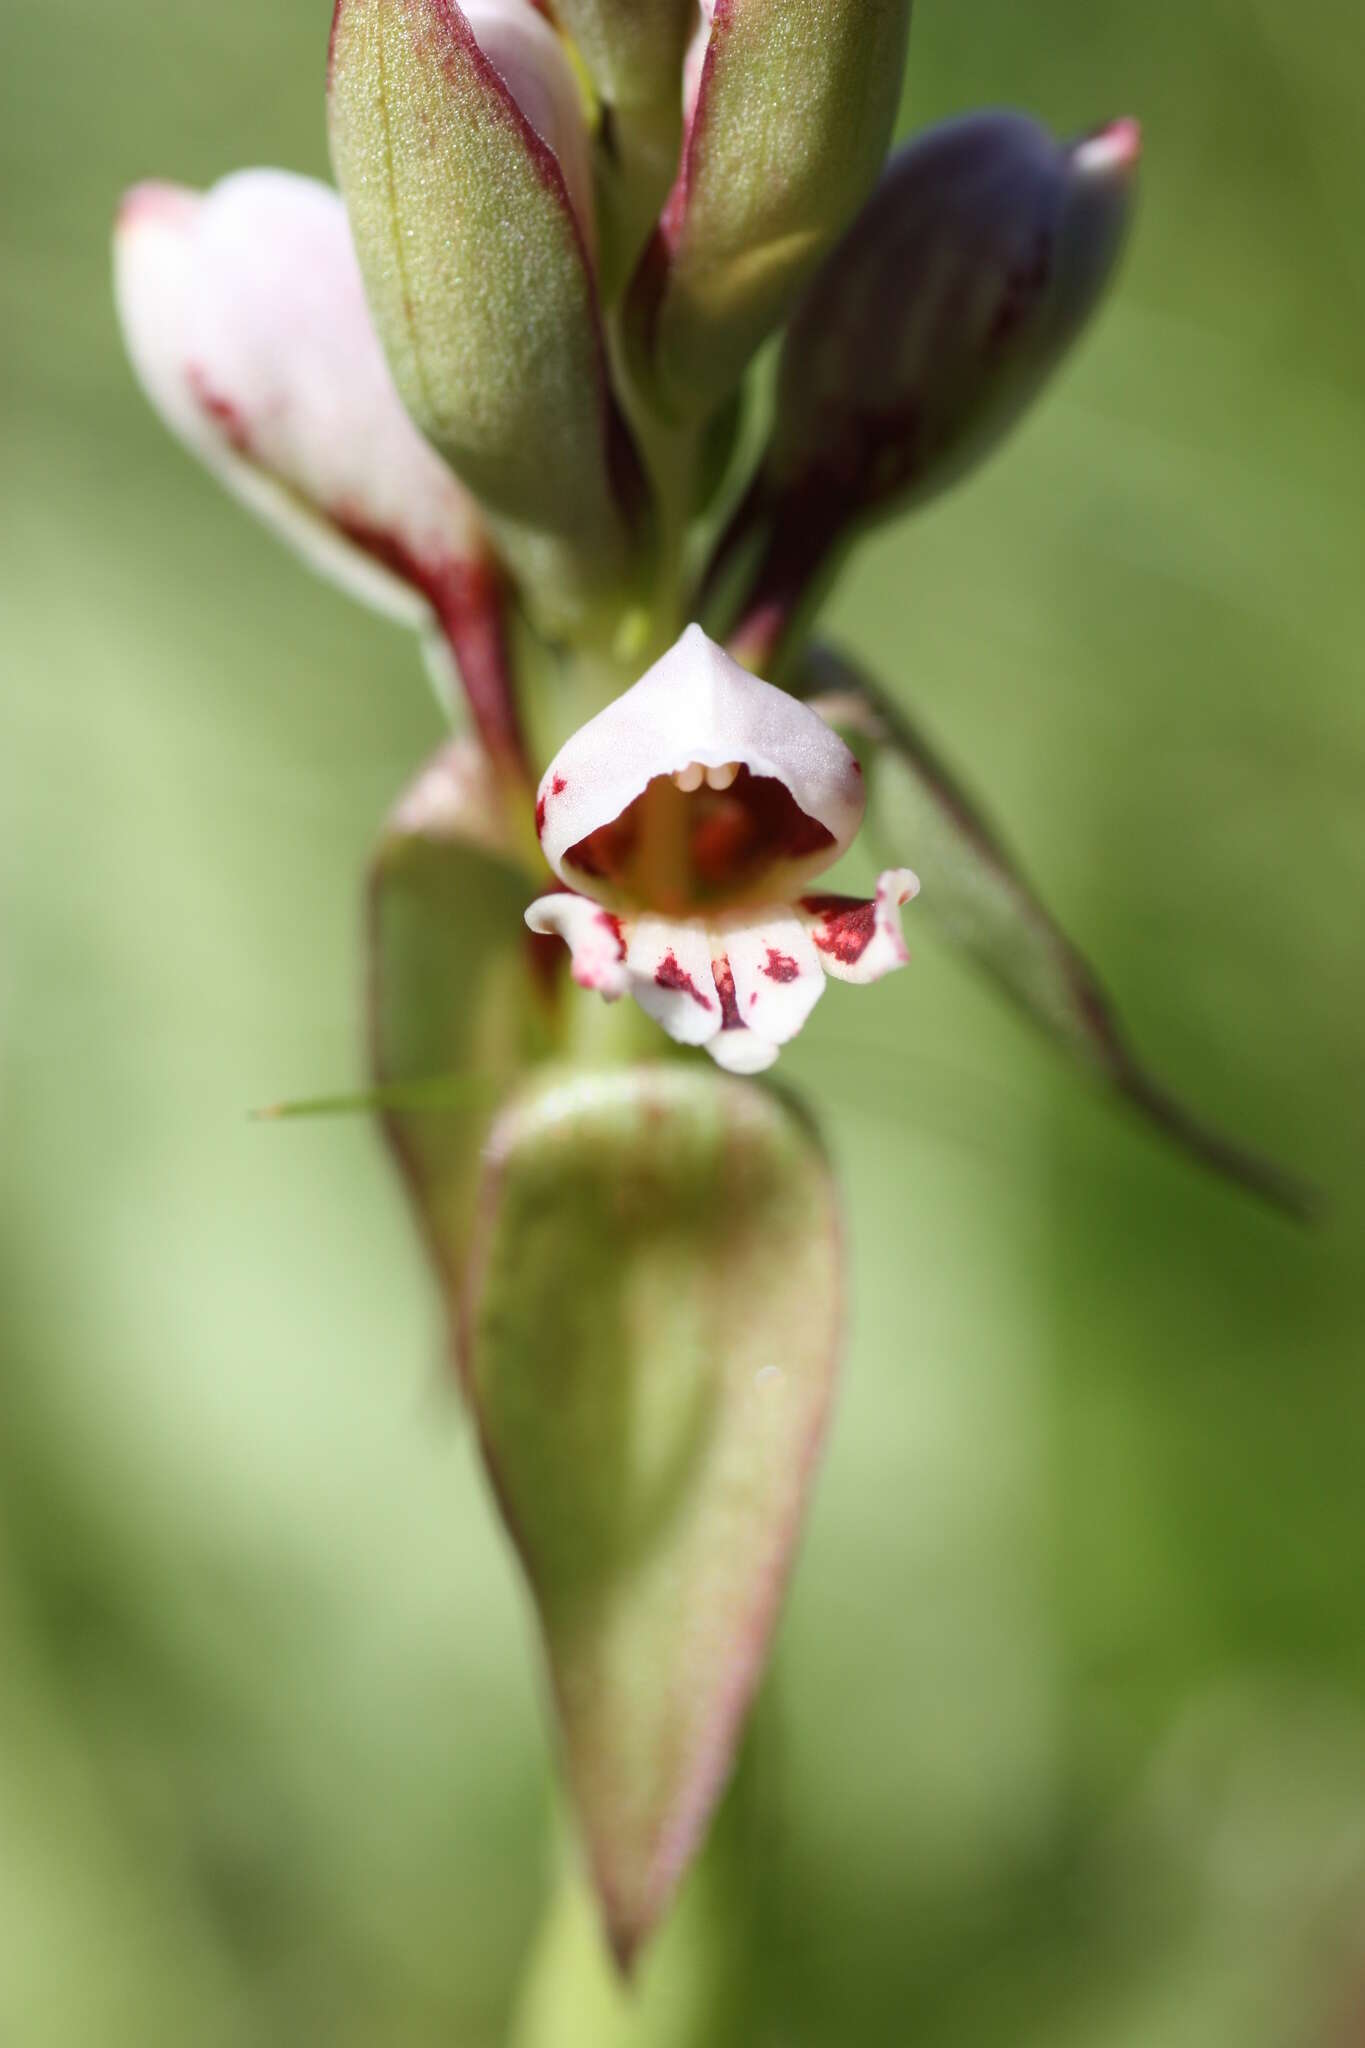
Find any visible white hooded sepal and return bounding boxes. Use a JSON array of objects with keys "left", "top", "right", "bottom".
[{"left": 535, "top": 625, "right": 866, "bottom": 892}]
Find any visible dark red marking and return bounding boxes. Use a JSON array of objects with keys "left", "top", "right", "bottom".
[
  {"left": 762, "top": 949, "right": 800, "bottom": 983},
  {"left": 597, "top": 911, "right": 626, "bottom": 961},
  {"left": 534, "top": 777, "right": 565, "bottom": 839},
  {"left": 331, "top": 505, "right": 527, "bottom": 777},
  {"left": 654, "top": 951, "right": 713, "bottom": 1011},
  {"left": 564, "top": 767, "right": 833, "bottom": 906},
  {"left": 713, "top": 956, "right": 744, "bottom": 1032},
  {"left": 186, "top": 365, "right": 251, "bottom": 454},
  {"left": 802, "top": 893, "right": 876, "bottom": 965}
]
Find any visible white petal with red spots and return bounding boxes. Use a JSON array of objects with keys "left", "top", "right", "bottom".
[
  {"left": 525, "top": 893, "right": 629, "bottom": 999},
  {"left": 801, "top": 869, "right": 921, "bottom": 984},
  {"left": 626, "top": 919, "right": 720, "bottom": 1047},
  {"left": 722, "top": 916, "right": 825, "bottom": 1050}
]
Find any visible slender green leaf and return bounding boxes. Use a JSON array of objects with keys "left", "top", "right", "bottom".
[{"left": 798, "top": 644, "right": 1315, "bottom": 1218}]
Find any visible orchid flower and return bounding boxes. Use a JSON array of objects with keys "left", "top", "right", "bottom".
[{"left": 527, "top": 626, "right": 919, "bottom": 1073}]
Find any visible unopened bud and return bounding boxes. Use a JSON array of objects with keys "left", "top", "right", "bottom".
[{"left": 712, "top": 111, "right": 1140, "bottom": 661}]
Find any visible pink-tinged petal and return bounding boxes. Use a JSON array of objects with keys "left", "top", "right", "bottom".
[
  {"left": 704, "top": 953, "right": 780, "bottom": 1074},
  {"left": 525, "top": 893, "right": 630, "bottom": 998},
  {"left": 800, "top": 866, "right": 920, "bottom": 984},
  {"left": 721, "top": 913, "right": 826, "bottom": 1046},
  {"left": 115, "top": 170, "right": 481, "bottom": 615},
  {"left": 536, "top": 625, "right": 864, "bottom": 908},
  {"left": 461, "top": 0, "right": 597, "bottom": 255},
  {"left": 626, "top": 918, "right": 721, "bottom": 1047},
  {"left": 114, "top": 170, "right": 523, "bottom": 761},
  {"left": 681, "top": 0, "right": 715, "bottom": 122}
]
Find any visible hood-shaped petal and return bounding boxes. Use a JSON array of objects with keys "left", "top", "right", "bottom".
[
  {"left": 536, "top": 626, "right": 865, "bottom": 907},
  {"left": 114, "top": 170, "right": 486, "bottom": 634}
]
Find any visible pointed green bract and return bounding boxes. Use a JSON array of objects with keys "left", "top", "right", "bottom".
[
  {"left": 626, "top": 0, "right": 912, "bottom": 422},
  {"left": 465, "top": 1065, "right": 841, "bottom": 1967},
  {"left": 328, "top": 0, "right": 640, "bottom": 631},
  {"left": 796, "top": 645, "right": 1313, "bottom": 1218},
  {"left": 369, "top": 742, "right": 554, "bottom": 1330}
]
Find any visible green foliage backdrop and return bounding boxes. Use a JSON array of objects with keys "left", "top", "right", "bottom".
[{"left": 2, "top": 2, "right": 1362, "bottom": 2041}]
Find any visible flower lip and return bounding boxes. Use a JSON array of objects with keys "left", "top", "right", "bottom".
[{"left": 536, "top": 626, "right": 865, "bottom": 914}]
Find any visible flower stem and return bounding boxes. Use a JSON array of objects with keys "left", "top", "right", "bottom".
[{"left": 508, "top": 1713, "right": 772, "bottom": 2048}]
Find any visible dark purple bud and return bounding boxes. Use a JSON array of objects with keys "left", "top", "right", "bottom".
[{"left": 710, "top": 111, "right": 1141, "bottom": 666}]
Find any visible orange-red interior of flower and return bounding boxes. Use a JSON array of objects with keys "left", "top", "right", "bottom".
[{"left": 564, "top": 767, "right": 835, "bottom": 915}]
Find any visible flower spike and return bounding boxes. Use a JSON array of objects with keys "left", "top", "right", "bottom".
[{"left": 527, "top": 626, "right": 918, "bottom": 1069}]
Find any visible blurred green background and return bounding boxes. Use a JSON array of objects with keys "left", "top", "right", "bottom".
[{"left": 2, "top": 1, "right": 1363, "bottom": 2042}]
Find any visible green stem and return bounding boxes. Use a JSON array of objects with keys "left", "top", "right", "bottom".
[{"left": 508, "top": 1708, "right": 772, "bottom": 2048}]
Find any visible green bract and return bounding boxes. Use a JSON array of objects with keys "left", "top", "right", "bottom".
[
  {"left": 466, "top": 1065, "right": 841, "bottom": 1966},
  {"left": 369, "top": 740, "right": 554, "bottom": 1314},
  {"left": 625, "top": 0, "right": 913, "bottom": 422},
  {"left": 328, "top": 0, "right": 641, "bottom": 632}
]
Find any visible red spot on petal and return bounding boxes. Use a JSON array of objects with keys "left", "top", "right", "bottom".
[
  {"left": 535, "top": 795, "right": 548, "bottom": 836},
  {"left": 654, "top": 951, "right": 713, "bottom": 1011},
  {"left": 713, "top": 956, "right": 744, "bottom": 1032},
  {"left": 762, "top": 949, "right": 800, "bottom": 984},
  {"left": 597, "top": 911, "right": 626, "bottom": 961},
  {"left": 552, "top": 774, "right": 568, "bottom": 797},
  {"left": 802, "top": 893, "right": 877, "bottom": 965},
  {"left": 331, "top": 509, "right": 525, "bottom": 772},
  {"left": 186, "top": 365, "right": 251, "bottom": 454}
]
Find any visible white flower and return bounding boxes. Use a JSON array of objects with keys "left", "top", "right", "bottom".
[{"left": 527, "top": 626, "right": 919, "bottom": 1072}]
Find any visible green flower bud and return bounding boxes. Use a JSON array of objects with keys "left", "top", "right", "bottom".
[{"left": 711, "top": 112, "right": 1140, "bottom": 661}]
